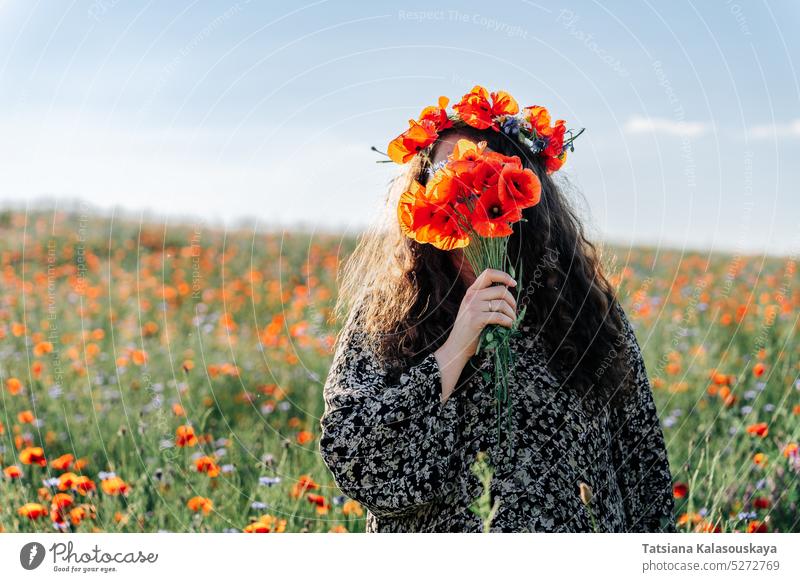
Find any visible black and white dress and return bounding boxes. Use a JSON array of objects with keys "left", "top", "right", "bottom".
[{"left": 319, "top": 300, "right": 676, "bottom": 532}]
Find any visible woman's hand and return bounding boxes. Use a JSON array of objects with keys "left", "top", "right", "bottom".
[{"left": 434, "top": 268, "right": 517, "bottom": 402}]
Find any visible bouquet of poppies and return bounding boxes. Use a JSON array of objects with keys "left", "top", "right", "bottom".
[
  {"left": 384, "top": 86, "right": 583, "bottom": 452},
  {"left": 397, "top": 138, "right": 541, "bottom": 450}
]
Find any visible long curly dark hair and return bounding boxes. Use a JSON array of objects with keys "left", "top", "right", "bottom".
[{"left": 335, "top": 121, "right": 630, "bottom": 408}]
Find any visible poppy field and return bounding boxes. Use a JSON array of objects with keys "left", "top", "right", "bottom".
[{"left": 0, "top": 209, "right": 798, "bottom": 533}]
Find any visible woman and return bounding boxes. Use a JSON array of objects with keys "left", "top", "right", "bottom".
[{"left": 318, "top": 88, "right": 675, "bottom": 533}]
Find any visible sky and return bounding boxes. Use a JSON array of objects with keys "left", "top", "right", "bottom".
[{"left": 1, "top": 0, "right": 798, "bottom": 255}]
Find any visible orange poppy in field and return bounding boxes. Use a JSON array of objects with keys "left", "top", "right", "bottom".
[
  {"left": 244, "top": 514, "right": 287, "bottom": 533},
  {"left": 69, "top": 506, "right": 86, "bottom": 525},
  {"left": 187, "top": 496, "right": 213, "bottom": 515},
  {"left": 342, "top": 499, "right": 364, "bottom": 517},
  {"left": 746, "top": 422, "right": 769, "bottom": 438},
  {"left": 131, "top": 349, "right": 148, "bottom": 366},
  {"left": 17, "top": 410, "right": 35, "bottom": 423},
  {"left": 307, "top": 493, "right": 330, "bottom": 514},
  {"left": 51, "top": 453, "right": 74, "bottom": 471},
  {"left": 72, "top": 475, "right": 97, "bottom": 495},
  {"left": 677, "top": 512, "right": 702, "bottom": 527},
  {"left": 453, "top": 86, "right": 519, "bottom": 130},
  {"left": 100, "top": 476, "right": 130, "bottom": 496},
  {"left": 752, "top": 362, "right": 766, "bottom": 377},
  {"left": 33, "top": 341, "right": 53, "bottom": 356},
  {"left": 51, "top": 493, "right": 74, "bottom": 511},
  {"left": 6, "top": 377, "right": 23, "bottom": 394},
  {"left": 387, "top": 119, "right": 439, "bottom": 164},
  {"left": 783, "top": 443, "right": 799, "bottom": 458},
  {"left": 18, "top": 502, "right": 48, "bottom": 520},
  {"left": 296, "top": 430, "right": 314, "bottom": 445},
  {"left": 290, "top": 474, "right": 319, "bottom": 498},
  {"left": 195, "top": 455, "right": 221, "bottom": 477},
  {"left": 175, "top": 425, "right": 198, "bottom": 447},
  {"left": 58, "top": 472, "right": 79, "bottom": 490},
  {"left": 20, "top": 446, "right": 46, "bottom": 466},
  {"left": 753, "top": 452, "right": 767, "bottom": 466},
  {"left": 4, "top": 465, "right": 22, "bottom": 479},
  {"left": 747, "top": 520, "right": 768, "bottom": 533}
]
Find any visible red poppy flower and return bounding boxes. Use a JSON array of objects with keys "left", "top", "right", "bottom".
[
  {"left": 753, "top": 497, "right": 770, "bottom": 510},
  {"left": 498, "top": 163, "right": 541, "bottom": 209},
  {"left": 746, "top": 422, "right": 769, "bottom": 438},
  {"left": 398, "top": 179, "right": 470, "bottom": 251},
  {"left": 418, "top": 96, "right": 452, "bottom": 131},
  {"left": 19, "top": 446, "right": 47, "bottom": 467},
  {"left": 471, "top": 185, "right": 522, "bottom": 238},
  {"left": 453, "top": 86, "right": 519, "bottom": 130},
  {"left": 387, "top": 119, "right": 439, "bottom": 164},
  {"left": 673, "top": 482, "right": 689, "bottom": 499}
]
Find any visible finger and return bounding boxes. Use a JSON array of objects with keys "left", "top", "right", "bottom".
[
  {"left": 484, "top": 299, "right": 516, "bottom": 322},
  {"left": 482, "top": 311, "right": 515, "bottom": 329},
  {"left": 495, "top": 300, "right": 517, "bottom": 321},
  {"left": 470, "top": 268, "right": 516, "bottom": 291},
  {"left": 475, "top": 286, "right": 518, "bottom": 311}
]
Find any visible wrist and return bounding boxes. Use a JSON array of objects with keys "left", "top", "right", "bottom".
[{"left": 434, "top": 340, "right": 470, "bottom": 374}]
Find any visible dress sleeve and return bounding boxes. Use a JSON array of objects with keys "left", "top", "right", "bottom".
[
  {"left": 318, "top": 303, "right": 461, "bottom": 519},
  {"left": 610, "top": 302, "right": 676, "bottom": 532}
]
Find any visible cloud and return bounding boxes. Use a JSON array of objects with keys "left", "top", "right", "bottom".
[
  {"left": 624, "top": 115, "right": 710, "bottom": 137},
  {"left": 749, "top": 119, "right": 800, "bottom": 140}
]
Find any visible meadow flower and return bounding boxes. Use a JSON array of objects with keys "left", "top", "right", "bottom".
[
  {"left": 19, "top": 446, "right": 47, "bottom": 466},
  {"left": 259, "top": 476, "right": 281, "bottom": 486},
  {"left": 673, "top": 482, "right": 689, "bottom": 499},
  {"left": 307, "top": 493, "right": 330, "bottom": 514},
  {"left": 296, "top": 430, "right": 314, "bottom": 445},
  {"left": 50, "top": 453, "right": 74, "bottom": 471},
  {"left": 6, "top": 377, "right": 23, "bottom": 395},
  {"left": 4, "top": 465, "right": 22, "bottom": 479},
  {"left": 194, "top": 455, "right": 221, "bottom": 477},
  {"left": 73, "top": 476, "right": 96, "bottom": 495},
  {"left": 342, "top": 499, "right": 364, "bottom": 517},
  {"left": 175, "top": 425, "right": 198, "bottom": 447},
  {"left": 291, "top": 474, "right": 319, "bottom": 498},
  {"left": 18, "top": 502, "right": 48, "bottom": 520},
  {"left": 187, "top": 496, "right": 213, "bottom": 515},
  {"left": 51, "top": 493, "right": 74, "bottom": 511},
  {"left": 100, "top": 476, "right": 130, "bottom": 496},
  {"left": 746, "top": 422, "right": 768, "bottom": 438},
  {"left": 243, "top": 514, "right": 286, "bottom": 533}
]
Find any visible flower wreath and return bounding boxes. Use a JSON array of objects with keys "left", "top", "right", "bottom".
[{"left": 386, "top": 85, "right": 584, "bottom": 174}]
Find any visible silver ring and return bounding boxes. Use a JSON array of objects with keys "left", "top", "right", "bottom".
[{"left": 488, "top": 300, "right": 497, "bottom": 312}]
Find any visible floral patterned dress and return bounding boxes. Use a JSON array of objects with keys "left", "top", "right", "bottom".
[{"left": 319, "top": 301, "right": 676, "bottom": 533}]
